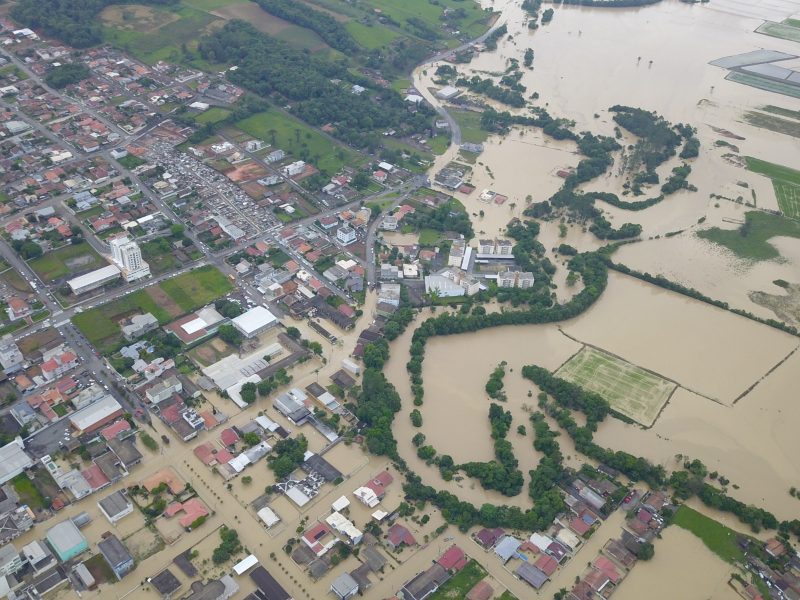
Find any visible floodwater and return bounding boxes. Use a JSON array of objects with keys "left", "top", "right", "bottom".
[
  {"left": 387, "top": 270, "right": 800, "bottom": 519},
  {"left": 614, "top": 526, "right": 741, "bottom": 600},
  {"left": 415, "top": 0, "right": 800, "bottom": 311}
]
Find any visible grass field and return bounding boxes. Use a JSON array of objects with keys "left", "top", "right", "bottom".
[
  {"left": 183, "top": 0, "right": 247, "bottom": 9},
  {"left": 450, "top": 109, "right": 490, "bottom": 145},
  {"left": 194, "top": 107, "right": 232, "bottom": 124},
  {"left": 428, "top": 560, "right": 487, "bottom": 600},
  {"left": 418, "top": 228, "right": 442, "bottom": 246},
  {"left": 28, "top": 242, "right": 105, "bottom": 282},
  {"left": 73, "top": 266, "right": 231, "bottom": 352},
  {"left": 159, "top": 265, "right": 233, "bottom": 311},
  {"left": 237, "top": 109, "right": 361, "bottom": 175},
  {"left": 698, "top": 211, "right": 800, "bottom": 260},
  {"left": 555, "top": 347, "right": 675, "bottom": 426},
  {"left": 673, "top": 505, "right": 745, "bottom": 564},
  {"left": 744, "top": 156, "right": 800, "bottom": 219},
  {"left": 1, "top": 268, "right": 31, "bottom": 293},
  {"left": 345, "top": 20, "right": 400, "bottom": 49}
]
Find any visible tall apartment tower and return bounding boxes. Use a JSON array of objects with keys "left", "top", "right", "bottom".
[{"left": 109, "top": 235, "right": 150, "bottom": 282}]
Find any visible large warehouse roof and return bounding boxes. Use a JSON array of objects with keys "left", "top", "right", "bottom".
[
  {"left": 231, "top": 306, "right": 277, "bottom": 335},
  {"left": 67, "top": 264, "right": 121, "bottom": 293},
  {"left": 69, "top": 395, "right": 122, "bottom": 431}
]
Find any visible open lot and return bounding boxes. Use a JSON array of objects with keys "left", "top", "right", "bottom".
[
  {"left": 743, "top": 156, "right": 800, "bottom": 219},
  {"left": 72, "top": 266, "right": 231, "bottom": 352},
  {"left": 102, "top": 5, "right": 221, "bottom": 65},
  {"left": 28, "top": 242, "right": 105, "bottom": 282},
  {"left": 236, "top": 110, "right": 362, "bottom": 175},
  {"left": 556, "top": 346, "right": 676, "bottom": 427}
]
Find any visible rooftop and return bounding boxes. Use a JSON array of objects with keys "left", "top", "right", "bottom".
[{"left": 231, "top": 306, "right": 277, "bottom": 335}]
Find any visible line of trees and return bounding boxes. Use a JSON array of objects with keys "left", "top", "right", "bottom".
[
  {"left": 251, "top": 0, "right": 358, "bottom": 53},
  {"left": 456, "top": 75, "right": 526, "bottom": 108}
]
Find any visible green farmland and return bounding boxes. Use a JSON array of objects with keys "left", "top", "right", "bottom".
[
  {"left": 556, "top": 346, "right": 676, "bottom": 426},
  {"left": 673, "top": 505, "right": 746, "bottom": 564},
  {"left": 745, "top": 156, "right": 800, "bottom": 219},
  {"left": 698, "top": 211, "right": 800, "bottom": 261}
]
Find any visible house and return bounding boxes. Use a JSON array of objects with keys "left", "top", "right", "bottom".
[
  {"left": 400, "top": 564, "right": 449, "bottom": 600},
  {"left": 534, "top": 553, "right": 559, "bottom": 577},
  {"left": 150, "top": 569, "right": 182, "bottom": 598},
  {"left": 145, "top": 376, "right": 182, "bottom": 405},
  {"left": 325, "top": 512, "right": 362, "bottom": 546},
  {"left": 437, "top": 545, "right": 467, "bottom": 572},
  {"left": 0, "top": 337, "right": 24, "bottom": 374},
  {"left": 466, "top": 580, "right": 494, "bottom": 600},
  {"left": 593, "top": 556, "right": 622, "bottom": 584},
  {"left": 250, "top": 566, "right": 291, "bottom": 600},
  {"left": 387, "top": 524, "right": 416, "bottom": 549},
  {"left": 302, "top": 523, "right": 337, "bottom": 557},
  {"left": 40, "top": 351, "right": 78, "bottom": 381},
  {"left": 515, "top": 562, "right": 548, "bottom": 590},
  {"left": 98, "top": 490, "right": 133, "bottom": 524},
  {"left": 121, "top": 313, "right": 158, "bottom": 341},
  {"left": 494, "top": 536, "right": 521, "bottom": 563},
  {"left": 330, "top": 572, "right": 359, "bottom": 600},
  {"left": 766, "top": 538, "right": 787, "bottom": 558},
  {"left": 6, "top": 297, "right": 31, "bottom": 321},
  {"left": 475, "top": 527, "right": 505, "bottom": 549},
  {"left": 98, "top": 534, "right": 134, "bottom": 579},
  {"left": 583, "top": 568, "right": 611, "bottom": 594}
]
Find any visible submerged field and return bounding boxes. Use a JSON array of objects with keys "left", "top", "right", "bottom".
[{"left": 555, "top": 346, "right": 676, "bottom": 426}]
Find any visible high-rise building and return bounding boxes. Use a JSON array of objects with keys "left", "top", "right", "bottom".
[{"left": 109, "top": 235, "right": 150, "bottom": 282}]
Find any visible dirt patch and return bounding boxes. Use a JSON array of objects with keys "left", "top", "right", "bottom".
[
  {"left": 212, "top": 3, "right": 293, "bottom": 34},
  {"left": 124, "top": 526, "right": 165, "bottom": 561},
  {"left": 101, "top": 4, "right": 179, "bottom": 32},
  {"left": 225, "top": 159, "right": 268, "bottom": 183},
  {"left": 145, "top": 287, "right": 184, "bottom": 319},
  {"left": 64, "top": 254, "right": 96, "bottom": 269},
  {"left": 749, "top": 282, "right": 800, "bottom": 327},
  {"left": 17, "top": 328, "right": 60, "bottom": 355}
]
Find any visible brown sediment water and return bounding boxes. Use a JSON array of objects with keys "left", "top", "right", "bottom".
[{"left": 614, "top": 526, "right": 741, "bottom": 600}]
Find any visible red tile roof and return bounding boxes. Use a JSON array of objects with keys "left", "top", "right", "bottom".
[
  {"left": 220, "top": 428, "right": 239, "bottom": 446},
  {"left": 100, "top": 420, "right": 131, "bottom": 441},
  {"left": 387, "top": 524, "right": 416, "bottom": 547},
  {"left": 593, "top": 556, "right": 621, "bottom": 583},
  {"left": 534, "top": 553, "right": 558, "bottom": 577},
  {"left": 437, "top": 545, "right": 467, "bottom": 572},
  {"left": 82, "top": 464, "right": 110, "bottom": 490},
  {"left": 570, "top": 517, "right": 591, "bottom": 536}
]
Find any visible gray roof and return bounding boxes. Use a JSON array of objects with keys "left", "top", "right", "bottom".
[
  {"left": 331, "top": 572, "right": 359, "bottom": 597},
  {"left": 46, "top": 520, "right": 87, "bottom": 555},
  {"left": 515, "top": 562, "right": 548, "bottom": 589},
  {"left": 493, "top": 535, "right": 522, "bottom": 562},
  {"left": 150, "top": 568, "right": 182, "bottom": 596},
  {"left": 98, "top": 534, "right": 133, "bottom": 568},
  {"left": 0, "top": 440, "right": 33, "bottom": 485},
  {"left": 98, "top": 490, "right": 131, "bottom": 518}
]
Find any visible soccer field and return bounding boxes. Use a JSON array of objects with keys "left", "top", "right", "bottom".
[{"left": 556, "top": 347, "right": 676, "bottom": 427}]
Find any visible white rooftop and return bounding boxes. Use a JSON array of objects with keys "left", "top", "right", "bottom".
[
  {"left": 69, "top": 395, "right": 122, "bottom": 431},
  {"left": 67, "top": 264, "right": 120, "bottom": 290},
  {"left": 232, "top": 554, "right": 258, "bottom": 575},
  {"left": 257, "top": 506, "right": 280, "bottom": 527},
  {"left": 181, "top": 317, "right": 207, "bottom": 336},
  {"left": 231, "top": 306, "right": 277, "bottom": 335},
  {"left": 0, "top": 438, "right": 33, "bottom": 485}
]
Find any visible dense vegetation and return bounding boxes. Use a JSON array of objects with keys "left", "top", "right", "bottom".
[
  {"left": 199, "top": 21, "right": 435, "bottom": 149},
  {"left": 460, "top": 404, "right": 524, "bottom": 496},
  {"left": 267, "top": 435, "right": 308, "bottom": 479},
  {"left": 11, "top": 0, "right": 178, "bottom": 48},
  {"left": 485, "top": 362, "right": 507, "bottom": 401},
  {"left": 252, "top": 0, "right": 357, "bottom": 53},
  {"left": 456, "top": 75, "right": 526, "bottom": 107},
  {"left": 484, "top": 24, "right": 508, "bottom": 51},
  {"left": 402, "top": 199, "right": 474, "bottom": 239},
  {"left": 44, "top": 63, "right": 91, "bottom": 89}
]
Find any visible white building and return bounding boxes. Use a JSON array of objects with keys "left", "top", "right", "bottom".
[
  {"left": 0, "top": 438, "right": 34, "bottom": 486},
  {"left": 231, "top": 306, "right": 278, "bottom": 338},
  {"left": 478, "top": 239, "right": 513, "bottom": 256},
  {"left": 337, "top": 225, "right": 356, "bottom": 245},
  {"left": 282, "top": 161, "right": 306, "bottom": 178},
  {"left": 425, "top": 269, "right": 480, "bottom": 298},
  {"left": 0, "top": 544, "right": 23, "bottom": 578},
  {"left": 145, "top": 375, "right": 182, "bottom": 405},
  {"left": 448, "top": 239, "right": 466, "bottom": 267},
  {"left": 67, "top": 264, "right": 121, "bottom": 295},
  {"left": 0, "top": 337, "right": 24, "bottom": 374},
  {"left": 436, "top": 86, "right": 460, "bottom": 100},
  {"left": 325, "top": 512, "right": 363, "bottom": 546},
  {"left": 497, "top": 271, "right": 535, "bottom": 289},
  {"left": 109, "top": 235, "right": 150, "bottom": 282}
]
